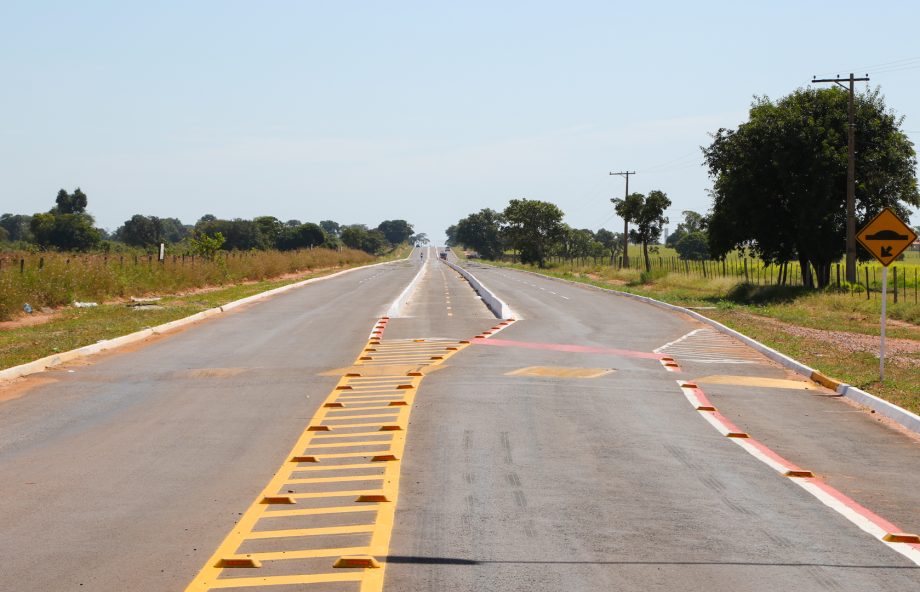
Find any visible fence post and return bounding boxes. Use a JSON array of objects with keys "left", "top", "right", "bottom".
[
  {"left": 20, "top": 259, "right": 24, "bottom": 273},
  {"left": 865, "top": 267, "right": 870, "bottom": 300},
  {"left": 893, "top": 267, "right": 898, "bottom": 303}
]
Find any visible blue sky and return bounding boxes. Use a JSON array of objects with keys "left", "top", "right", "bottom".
[{"left": 2, "top": 1, "right": 919, "bottom": 243}]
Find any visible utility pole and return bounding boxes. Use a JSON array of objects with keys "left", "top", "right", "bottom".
[
  {"left": 610, "top": 171, "right": 636, "bottom": 268},
  {"left": 811, "top": 72, "right": 870, "bottom": 284}
]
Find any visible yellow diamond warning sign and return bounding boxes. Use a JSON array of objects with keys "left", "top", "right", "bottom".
[{"left": 856, "top": 208, "right": 917, "bottom": 266}]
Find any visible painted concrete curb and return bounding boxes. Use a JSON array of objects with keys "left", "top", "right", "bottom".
[
  {"left": 0, "top": 256, "right": 410, "bottom": 383},
  {"left": 387, "top": 250, "right": 426, "bottom": 317},
  {"left": 444, "top": 260, "right": 516, "bottom": 320},
  {"left": 490, "top": 264, "right": 920, "bottom": 436}
]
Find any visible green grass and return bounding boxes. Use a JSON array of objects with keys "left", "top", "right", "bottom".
[{"left": 706, "top": 309, "right": 920, "bottom": 415}]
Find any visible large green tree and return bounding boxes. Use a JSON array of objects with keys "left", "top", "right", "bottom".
[
  {"left": 30, "top": 212, "right": 101, "bottom": 250},
  {"left": 116, "top": 214, "right": 164, "bottom": 247},
  {"left": 276, "top": 223, "right": 326, "bottom": 250},
  {"left": 341, "top": 225, "right": 388, "bottom": 254},
  {"left": 376, "top": 220, "right": 414, "bottom": 245},
  {"left": 319, "top": 220, "right": 341, "bottom": 237},
  {"left": 628, "top": 190, "right": 671, "bottom": 272},
  {"left": 454, "top": 208, "right": 503, "bottom": 260},
  {"left": 675, "top": 231, "right": 710, "bottom": 260},
  {"left": 253, "top": 216, "right": 285, "bottom": 249},
  {"left": 666, "top": 210, "right": 707, "bottom": 247},
  {"left": 501, "top": 198, "right": 565, "bottom": 267},
  {"left": 0, "top": 214, "right": 33, "bottom": 242},
  {"left": 54, "top": 188, "right": 88, "bottom": 214},
  {"left": 611, "top": 192, "right": 644, "bottom": 267},
  {"left": 29, "top": 188, "right": 101, "bottom": 250},
  {"left": 194, "top": 218, "right": 263, "bottom": 251},
  {"left": 704, "top": 87, "right": 919, "bottom": 288},
  {"left": 594, "top": 228, "right": 623, "bottom": 264}
]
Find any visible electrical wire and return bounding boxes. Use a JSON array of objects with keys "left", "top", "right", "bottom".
[
  {"left": 638, "top": 149, "right": 701, "bottom": 173},
  {"left": 814, "top": 56, "right": 920, "bottom": 78}
]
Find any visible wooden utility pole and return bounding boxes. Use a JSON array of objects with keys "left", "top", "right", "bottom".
[
  {"left": 811, "top": 73, "right": 870, "bottom": 284},
  {"left": 610, "top": 171, "right": 636, "bottom": 268}
]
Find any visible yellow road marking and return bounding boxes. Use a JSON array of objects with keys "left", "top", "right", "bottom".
[
  {"left": 306, "top": 441, "right": 392, "bottom": 449},
  {"left": 185, "top": 328, "right": 470, "bottom": 592},
  {"left": 506, "top": 366, "right": 615, "bottom": 378},
  {"left": 206, "top": 572, "right": 364, "bottom": 588},
  {"left": 262, "top": 506, "right": 378, "bottom": 517},
  {"left": 287, "top": 474, "right": 384, "bottom": 484},
  {"left": 246, "top": 524, "right": 376, "bottom": 539},
  {"left": 693, "top": 375, "right": 818, "bottom": 390}
]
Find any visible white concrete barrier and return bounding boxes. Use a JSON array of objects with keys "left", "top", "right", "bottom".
[
  {"left": 387, "top": 247, "right": 427, "bottom": 317},
  {"left": 442, "top": 259, "right": 516, "bottom": 320}
]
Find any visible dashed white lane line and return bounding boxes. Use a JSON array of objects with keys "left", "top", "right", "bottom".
[{"left": 494, "top": 272, "right": 569, "bottom": 301}]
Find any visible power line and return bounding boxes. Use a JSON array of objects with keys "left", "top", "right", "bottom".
[
  {"left": 639, "top": 149, "right": 700, "bottom": 173},
  {"left": 814, "top": 56, "right": 920, "bottom": 78}
]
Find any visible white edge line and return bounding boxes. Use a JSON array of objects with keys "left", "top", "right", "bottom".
[
  {"left": 494, "top": 264, "right": 920, "bottom": 437},
  {"left": 0, "top": 253, "right": 414, "bottom": 383},
  {"left": 386, "top": 247, "right": 428, "bottom": 318},
  {"left": 678, "top": 381, "right": 920, "bottom": 566}
]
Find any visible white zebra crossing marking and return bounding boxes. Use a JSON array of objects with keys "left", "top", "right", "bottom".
[{"left": 655, "top": 328, "right": 766, "bottom": 364}]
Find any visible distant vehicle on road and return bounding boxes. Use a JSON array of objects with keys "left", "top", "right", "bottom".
[{"left": 439, "top": 252, "right": 448, "bottom": 260}]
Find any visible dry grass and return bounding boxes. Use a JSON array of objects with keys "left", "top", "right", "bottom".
[{"left": 0, "top": 248, "right": 377, "bottom": 321}]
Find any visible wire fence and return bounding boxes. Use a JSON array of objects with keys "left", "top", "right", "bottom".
[{"left": 505, "top": 248, "right": 920, "bottom": 304}]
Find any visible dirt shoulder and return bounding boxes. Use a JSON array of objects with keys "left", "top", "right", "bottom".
[{"left": 732, "top": 310, "right": 920, "bottom": 369}]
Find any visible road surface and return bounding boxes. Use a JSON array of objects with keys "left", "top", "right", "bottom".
[{"left": 1, "top": 248, "right": 918, "bottom": 591}]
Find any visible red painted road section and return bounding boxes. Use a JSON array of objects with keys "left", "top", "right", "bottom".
[{"left": 472, "top": 337, "right": 666, "bottom": 360}]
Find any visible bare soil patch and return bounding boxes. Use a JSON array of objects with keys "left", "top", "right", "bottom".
[{"left": 736, "top": 311, "right": 920, "bottom": 368}]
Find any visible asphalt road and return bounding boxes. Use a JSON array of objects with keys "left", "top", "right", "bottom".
[{"left": 1, "top": 250, "right": 919, "bottom": 591}]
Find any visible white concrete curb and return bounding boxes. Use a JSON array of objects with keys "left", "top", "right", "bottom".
[
  {"left": 491, "top": 264, "right": 920, "bottom": 436},
  {"left": 836, "top": 384, "right": 920, "bottom": 434},
  {"left": 443, "top": 259, "right": 516, "bottom": 320},
  {"left": 387, "top": 249, "right": 427, "bottom": 317},
  {"left": 0, "top": 255, "right": 409, "bottom": 383}
]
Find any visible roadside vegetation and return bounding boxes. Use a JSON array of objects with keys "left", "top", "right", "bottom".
[
  {"left": 0, "top": 188, "right": 422, "bottom": 369},
  {"left": 0, "top": 247, "right": 376, "bottom": 321}
]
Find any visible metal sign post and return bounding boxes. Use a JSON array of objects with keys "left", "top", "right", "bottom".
[
  {"left": 856, "top": 208, "right": 918, "bottom": 382},
  {"left": 880, "top": 266, "right": 888, "bottom": 381}
]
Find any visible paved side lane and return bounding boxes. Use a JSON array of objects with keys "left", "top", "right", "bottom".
[{"left": 383, "top": 263, "right": 920, "bottom": 591}]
